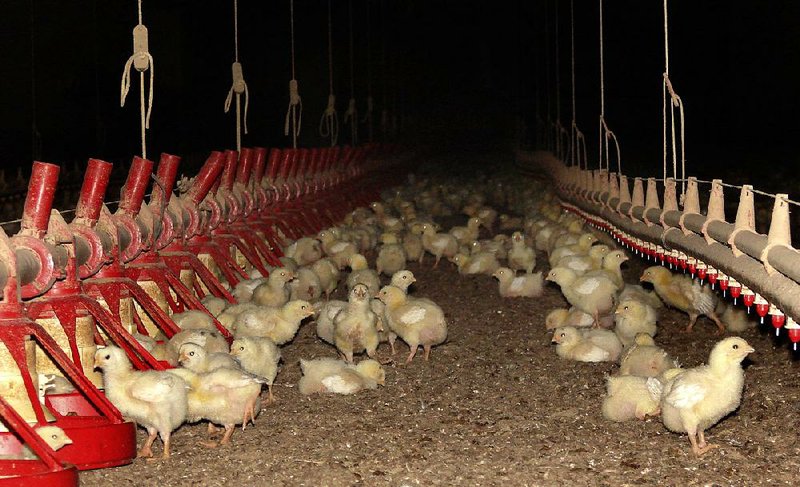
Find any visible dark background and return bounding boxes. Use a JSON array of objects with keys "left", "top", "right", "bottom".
[{"left": 0, "top": 0, "right": 798, "bottom": 185}]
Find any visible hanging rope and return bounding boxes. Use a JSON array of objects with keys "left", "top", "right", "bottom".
[
  {"left": 343, "top": 0, "right": 358, "bottom": 146},
  {"left": 379, "top": 0, "right": 389, "bottom": 138},
  {"left": 554, "top": 0, "right": 564, "bottom": 160},
  {"left": 224, "top": 0, "right": 249, "bottom": 152},
  {"left": 319, "top": 0, "right": 339, "bottom": 146},
  {"left": 663, "top": 0, "right": 686, "bottom": 199},
  {"left": 284, "top": 0, "right": 302, "bottom": 148},
  {"left": 567, "top": 0, "right": 587, "bottom": 169},
  {"left": 597, "top": 0, "right": 621, "bottom": 174},
  {"left": 120, "top": 0, "right": 154, "bottom": 159},
  {"left": 361, "top": 0, "right": 374, "bottom": 142}
]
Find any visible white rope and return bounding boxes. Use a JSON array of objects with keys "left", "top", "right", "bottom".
[
  {"left": 319, "top": 0, "right": 339, "bottom": 146},
  {"left": 597, "top": 0, "right": 621, "bottom": 174},
  {"left": 285, "top": 0, "right": 302, "bottom": 148},
  {"left": 344, "top": 0, "right": 358, "bottom": 146},
  {"left": 662, "top": 0, "right": 686, "bottom": 199},
  {"left": 120, "top": 0, "right": 154, "bottom": 159},
  {"left": 224, "top": 0, "right": 249, "bottom": 152}
]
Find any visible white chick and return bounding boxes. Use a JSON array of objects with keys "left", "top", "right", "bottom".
[
  {"left": 310, "top": 257, "right": 341, "bottom": 299},
  {"left": 15, "top": 426, "right": 74, "bottom": 460},
  {"left": 289, "top": 266, "right": 322, "bottom": 302},
  {"left": 377, "top": 285, "right": 448, "bottom": 364},
  {"left": 230, "top": 336, "right": 281, "bottom": 402},
  {"left": 402, "top": 231, "right": 424, "bottom": 262},
  {"left": 492, "top": 267, "right": 544, "bottom": 298},
  {"left": 452, "top": 251, "right": 500, "bottom": 276},
  {"left": 376, "top": 236, "right": 408, "bottom": 276},
  {"left": 556, "top": 244, "right": 610, "bottom": 275},
  {"left": 549, "top": 233, "right": 598, "bottom": 268},
  {"left": 651, "top": 337, "right": 754, "bottom": 456},
  {"left": 619, "top": 334, "right": 677, "bottom": 377},
  {"left": 584, "top": 250, "right": 628, "bottom": 289},
  {"left": 201, "top": 295, "right": 229, "bottom": 317},
  {"left": 318, "top": 229, "right": 358, "bottom": 269},
  {"left": 94, "top": 346, "right": 188, "bottom": 460},
  {"left": 449, "top": 217, "right": 481, "bottom": 245},
  {"left": 233, "top": 300, "right": 314, "bottom": 344},
  {"left": 178, "top": 342, "right": 239, "bottom": 373},
  {"left": 298, "top": 358, "right": 385, "bottom": 395},
  {"left": 165, "top": 329, "right": 229, "bottom": 366},
  {"left": 601, "top": 375, "right": 661, "bottom": 422},
  {"left": 544, "top": 307, "right": 594, "bottom": 330},
  {"left": 420, "top": 223, "right": 458, "bottom": 268},
  {"left": 314, "top": 299, "right": 347, "bottom": 344},
  {"left": 232, "top": 278, "right": 267, "bottom": 303},
  {"left": 508, "top": 231, "right": 536, "bottom": 274},
  {"left": 545, "top": 267, "right": 618, "bottom": 326},
  {"left": 284, "top": 237, "right": 323, "bottom": 266},
  {"left": 551, "top": 326, "right": 621, "bottom": 362},
  {"left": 171, "top": 309, "right": 217, "bottom": 332},
  {"left": 251, "top": 268, "right": 294, "bottom": 307},
  {"left": 346, "top": 254, "right": 381, "bottom": 297},
  {"left": 216, "top": 302, "right": 257, "bottom": 333},
  {"left": 334, "top": 284, "right": 380, "bottom": 363},
  {"left": 390, "top": 269, "right": 417, "bottom": 293},
  {"left": 614, "top": 299, "right": 658, "bottom": 348}
]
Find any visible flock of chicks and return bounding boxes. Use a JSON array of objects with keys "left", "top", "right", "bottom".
[
  {"left": 25, "top": 171, "right": 758, "bottom": 464},
  {"left": 535, "top": 206, "right": 757, "bottom": 456}
]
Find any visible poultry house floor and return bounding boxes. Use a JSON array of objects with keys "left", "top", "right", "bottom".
[{"left": 82, "top": 247, "right": 800, "bottom": 486}]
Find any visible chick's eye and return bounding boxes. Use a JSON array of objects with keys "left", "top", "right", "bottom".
[
  {"left": 239, "top": 346, "right": 245, "bottom": 351},
  {"left": 189, "top": 351, "right": 195, "bottom": 356},
  {"left": 52, "top": 435, "right": 58, "bottom": 440},
  {"left": 623, "top": 306, "right": 629, "bottom": 311},
  {"left": 301, "top": 305, "right": 307, "bottom": 310},
  {"left": 105, "top": 354, "right": 110, "bottom": 360},
  {"left": 560, "top": 333, "right": 565, "bottom": 338},
  {"left": 733, "top": 344, "right": 739, "bottom": 350}
]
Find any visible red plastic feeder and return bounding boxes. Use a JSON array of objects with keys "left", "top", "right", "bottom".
[
  {"left": 728, "top": 279, "right": 741, "bottom": 304},
  {"left": 785, "top": 318, "right": 800, "bottom": 351},
  {"left": 741, "top": 287, "right": 755, "bottom": 313},
  {"left": 770, "top": 305, "right": 785, "bottom": 336}
]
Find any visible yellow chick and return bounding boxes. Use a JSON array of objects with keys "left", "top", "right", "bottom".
[
  {"left": 390, "top": 269, "right": 416, "bottom": 293},
  {"left": 601, "top": 375, "right": 661, "bottom": 422},
  {"left": 556, "top": 244, "right": 610, "bottom": 276},
  {"left": 470, "top": 239, "right": 507, "bottom": 260},
  {"left": 232, "top": 278, "right": 267, "bottom": 303},
  {"left": 533, "top": 223, "right": 558, "bottom": 251},
  {"left": 545, "top": 267, "right": 618, "bottom": 325},
  {"left": 233, "top": 300, "right": 314, "bottom": 344},
  {"left": 449, "top": 217, "right": 482, "bottom": 246},
  {"left": 201, "top": 295, "right": 229, "bottom": 317},
  {"left": 314, "top": 299, "right": 347, "bottom": 345},
  {"left": 619, "top": 333, "right": 678, "bottom": 377},
  {"left": 251, "top": 268, "right": 295, "bottom": 307},
  {"left": 640, "top": 266, "right": 724, "bottom": 333},
  {"left": 475, "top": 206, "right": 498, "bottom": 232},
  {"left": 584, "top": 250, "right": 628, "bottom": 290},
  {"left": 289, "top": 267, "right": 322, "bottom": 302},
  {"left": 377, "top": 285, "right": 448, "bottom": 364},
  {"left": 14, "top": 426, "right": 74, "bottom": 460},
  {"left": 420, "top": 223, "right": 458, "bottom": 268},
  {"left": 171, "top": 309, "right": 217, "bottom": 332},
  {"left": 492, "top": 267, "right": 544, "bottom": 298},
  {"left": 318, "top": 229, "right": 358, "bottom": 269},
  {"left": 614, "top": 299, "right": 658, "bottom": 347},
  {"left": 94, "top": 346, "right": 188, "bottom": 460},
  {"left": 508, "top": 231, "right": 536, "bottom": 274},
  {"left": 618, "top": 284, "right": 663, "bottom": 309},
  {"left": 284, "top": 237, "right": 323, "bottom": 266},
  {"left": 310, "top": 257, "right": 341, "bottom": 300},
  {"left": 165, "top": 329, "right": 229, "bottom": 366},
  {"left": 346, "top": 253, "right": 381, "bottom": 297},
  {"left": 376, "top": 237, "right": 408, "bottom": 276},
  {"left": 178, "top": 342, "right": 239, "bottom": 373},
  {"left": 544, "top": 307, "right": 594, "bottom": 330},
  {"left": 216, "top": 302, "right": 258, "bottom": 333},
  {"left": 549, "top": 233, "right": 598, "bottom": 268},
  {"left": 551, "top": 326, "right": 622, "bottom": 362},
  {"left": 452, "top": 251, "right": 500, "bottom": 276},
  {"left": 167, "top": 366, "right": 263, "bottom": 447},
  {"left": 721, "top": 305, "right": 754, "bottom": 333},
  {"left": 401, "top": 231, "right": 424, "bottom": 262},
  {"left": 334, "top": 284, "right": 380, "bottom": 363},
  {"left": 653, "top": 337, "right": 754, "bottom": 456},
  {"left": 298, "top": 358, "right": 385, "bottom": 395},
  {"left": 230, "top": 336, "right": 281, "bottom": 402}
]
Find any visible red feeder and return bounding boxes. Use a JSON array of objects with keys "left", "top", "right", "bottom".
[
  {"left": 706, "top": 267, "right": 718, "bottom": 288},
  {"left": 770, "top": 305, "right": 785, "bottom": 336},
  {"left": 687, "top": 257, "right": 697, "bottom": 277},
  {"left": 728, "top": 279, "right": 741, "bottom": 304},
  {"left": 718, "top": 274, "right": 729, "bottom": 296},
  {"left": 742, "top": 287, "right": 755, "bottom": 312},
  {"left": 786, "top": 319, "right": 800, "bottom": 351},
  {"left": 754, "top": 295, "right": 769, "bottom": 324}
]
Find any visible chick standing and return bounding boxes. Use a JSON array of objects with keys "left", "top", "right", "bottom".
[
  {"left": 650, "top": 337, "right": 754, "bottom": 456},
  {"left": 420, "top": 223, "right": 458, "bottom": 268},
  {"left": 233, "top": 300, "right": 314, "bottom": 344},
  {"left": 251, "top": 269, "right": 294, "bottom": 307},
  {"left": 346, "top": 253, "right": 381, "bottom": 297},
  {"left": 614, "top": 299, "right": 658, "bottom": 347},
  {"left": 94, "top": 346, "right": 188, "bottom": 460},
  {"left": 507, "top": 231, "right": 536, "bottom": 274},
  {"left": 230, "top": 336, "right": 282, "bottom": 403},
  {"left": 492, "top": 267, "right": 544, "bottom": 298},
  {"left": 640, "top": 266, "right": 724, "bottom": 334},
  {"left": 377, "top": 285, "right": 448, "bottom": 364},
  {"left": 546, "top": 267, "right": 618, "bottom": 326},
  {"left": 334, "top": 284, "right": 380, "bottom": 363}
]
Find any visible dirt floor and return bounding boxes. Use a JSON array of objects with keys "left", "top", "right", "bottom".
[{"left": 80, "top": 226, "right": 800, "bottom": 486}]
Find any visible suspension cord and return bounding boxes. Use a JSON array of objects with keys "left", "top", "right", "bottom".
[
  {"left": 343, "top": 0, "right": 358, "bottom": 146},
  {"left": 224, "top": 0, "right": 249, "bottom": 152},
  {"left": 284, "top": 0, "right": 302, "bottom": 148},
  {"left": 319, "top": 0, "right": 339, "bottom": 146},
  {"left": 663, "top": 0, "right": 686, "bottom": 199}
]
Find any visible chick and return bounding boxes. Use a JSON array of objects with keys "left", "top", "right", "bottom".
[
  {"left": 498, "top": 214, "right": 523, "bottom": 231},
  {"left": 584, "top": 250, "right": 628, "bottom": 290},
  {"left": 420, "top": 223, "right": 458, "bottom": 268},
  {"left": 721, "top": 305, "right": 754, "bottom": 333},
  {"left": 452, "top": 251, "right": 500, "bottom": 276},
  {"left": 449, "top": 217, "right": 481, "bottom": 246},
  {"left": 376, "top": 235, "right": 408, "bottom": 276},
  {"left": 232, "top": 300, "right": 314, "bottom": 345},
  {"left": 492, "top": 267, "right": 544, "bottom": 298},
  {"left": 171, "top": 309, "right": 217, "bottom": 332},
  {"left": 551, "top": 326, "right": 622, "bottom": 362},
  {"left": 508, "top": 231, "right": 536, "bottom": 274},
  {"left": 334, "top": 284, "right": 380, "bottom": 363},
  {"left": 168, "top": 366, "right": 263, "bottom": 447},
  {"left": 201, "top": 295, "right": 229, "bottom": 317},
  {"left": 601, "top": 375, "right": 661, "bottom": 422},
  {"left": 377, "top": 285, "right": 448, "bottom": 364},
  {"left": 549, "top": 233, "right": 598, "bottom": 268},
  {"left": 618, "top": 284, "right": 663, "bottom": 309},
  {"left": 298, "top": 358, "right": 386, "bottom": 395},
  {"left": 284, "top": 237, "right": 323, "bottom": 266},
  {"left": 230, "top": 336, "right": 281, "bottom": 402},
  {"left": 556, "top": 244, "right": 610, "bottom": 275},
  {"left": 619, "top": 333, "right": 678, "bottom": 377},
  {"left": 217, "top": 302, "right": 258, "bottom": 333},
  {"left": 402, "top": 231, "right": 424, "bottom": 262},
  {"left": 390, "top": 269, "right": 417, "bottom": 293},
  {"left": 13, "top": 426, "right": 74, "bottom": 460},
  {"left": 165, "top": 329, "right": 229, "bottom": 366},
  {"left": 94, "top": 346, "right": 188, "bottom": 460},
  {"left": 545, "top": 267, "right": 618, "bottom": 326},
  {"left": 544, "top": 307, "right": 594, "bottom": 330},
  {"left": 640, "top": 266, "right": 725, "bottom": 334},
  {"left": 251, "top": 268, "right": 295, "bottom": 307},
  {"left": 232, "top": 278, "right": 267, "bottom": 303},
  {"left": 614, "top": 299, "right": 658, "bottom": 348},
  {"left": 310, "top": 257, "right": 341, "bottom": 299},
  {"left": 346, "top": 253, "right": 381, "bottom": 297},
  {"left": 318, "top": 229, "right": 358, "bottom": 269},
  {"left": 471, "top": 239, "right": 507, "bottom": 260},
  {"left": 289, "top": 267, "right": 322, "bottom": 302},
  {"left": 314, "top": 299, "right": 347, "bottom": 345},
  {"left": 652, "top": 337, "right": 754, "bottom": 456},
  {"left": 178, "top": 342, "right": 239, "bottom": 373}
]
